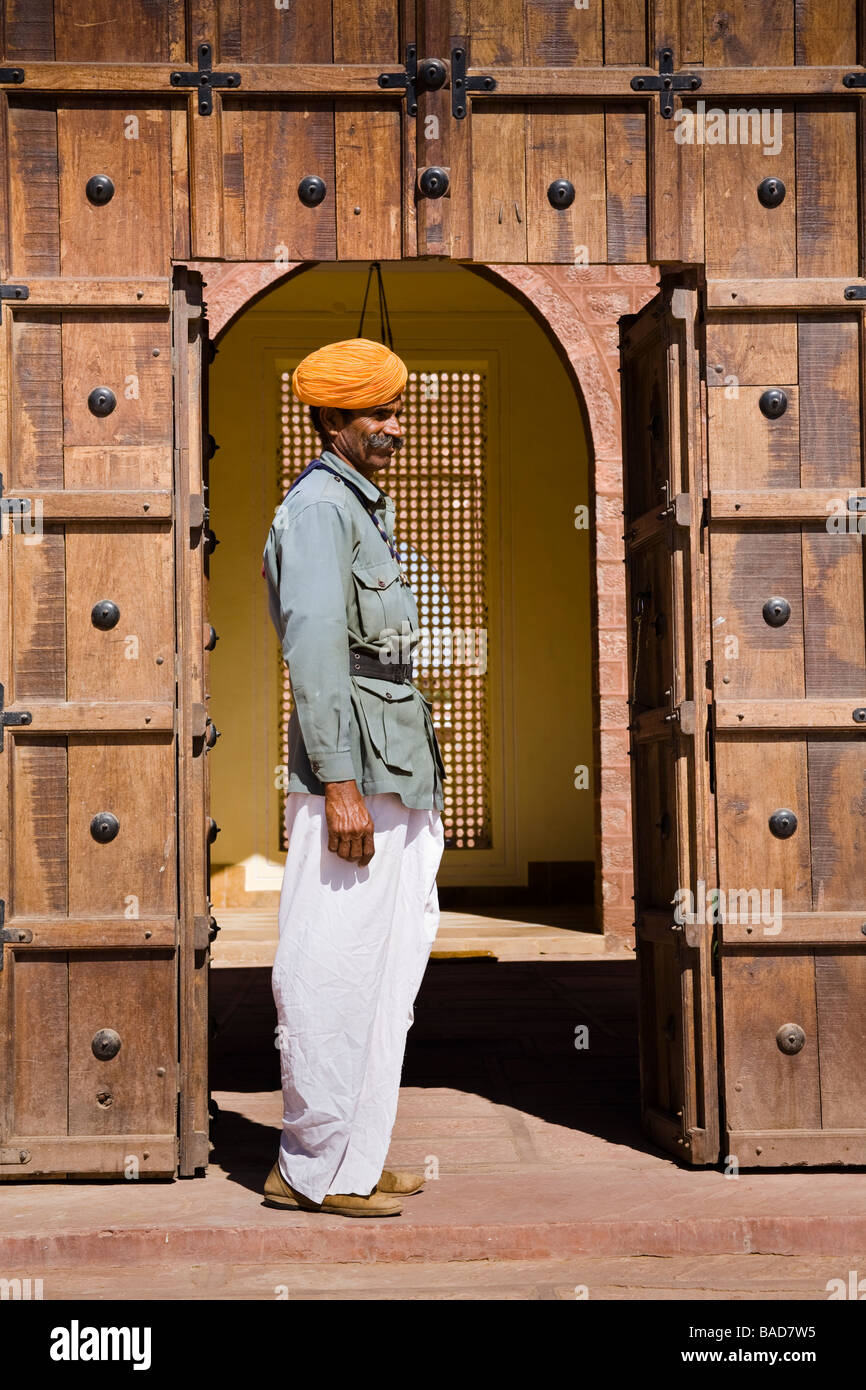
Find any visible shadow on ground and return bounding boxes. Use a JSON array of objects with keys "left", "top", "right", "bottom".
[{"left": 208, "top": 957, "right": 666, "bottom": 1193}]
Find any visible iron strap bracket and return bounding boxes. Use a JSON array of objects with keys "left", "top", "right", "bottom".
[
  {"left": 0, "top": 902, "right": 33, "bottom": 972},
  {"left": 0, "top": 283, "right": 29, "bottom": 322},
  {"left": 451, "top": 43, "right": 496, "bottom": 118},
  {"left": 170, "top": 42, "right": 241, "bottom": 115},
  {"left": 843, "top": 72, "right": 866, "bottom": 88},
  {"left": 631, "top": 47, "right": 701, "bottom": 118},
  {"left": 0, "top": 683, "right": 32, "bottom": 751},
  {"left": 0, "top": 68, "right": 24, "bottom": 84},
  {"left": 378, "top": 44, "right": 418, "bottom": 116}
]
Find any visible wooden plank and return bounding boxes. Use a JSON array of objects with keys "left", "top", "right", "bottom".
[
  {"left": 796, "top": 104, "right": 859, "bottom": 277},
  {"left": 526, "top": 104, "right": 606, "bottom": 262},
  {"left": 714, "top": 735, "right": 812, "bottom": 910},
  {"left": 57, "top": 102, "right": 174, "bottom": 277},
  {"left": 470, "top": 0, "right": 525, "bottom": 66},
  {"left": 720, "top": 953, "right": 821, "bottom": 1132},
  {"left": 705, "top": 315, "right": 798, "bottom": 386},
  {"left": 7, "top": 919, "right": 176, "bottom": 948},
  {"left": 68, "top": 952, "right": 177, "bottom": 1135},
  {"left": 15, "top": 279, "right": 171, "bottom": 307},
  {"left": 65, "top": 527, "right": 174, "bottom": 702},
  {"left": 808, "top": 740, "right": 866, "bottom": 910},
  {"left": 603, "top": 0, "right": 647, "bottom": 65},
  {"left": 704, "top": 110, "right": 796, "bottom": 279},
  {"left": 240, "top": 102, "right": 336, "bottom": 260},
  {"left": 6, "top": 100, "right": 59, "bottom": 278},
  {"left": 3, "top": 0, "right": 55, "bottom": 61},
  {"left": 715, "top": 700, "right": 866, "bottom": 729},
  {"left": 237, "top": 0, "right": 333, "bottom": 61},
  {"left": 10, "top": 954, "right": 67, "bottom": 1136},
  {"left": 333, "top": 0, "right": 398, "bottom": 62},
  {"left": 469, "top": 102, "right": 527, "bottom": 261},
  {"left": 721, "top": 914, "right": 866, "bottom": 944},
  {"left": 707, "top": 278, "right": 866, "bottom": 308},
  {"left": 11, "top": 529, "right": 66, "bottom": 698},
  {"left": 67, "top": 734, "right": 176, "bottom": 918},
  {"left": 710, "top": 531, "right": 805, "bottom": 700},
  {"left": 0, "top": 1136, "right": 177, "bottom": 1176},
  {"left": 60, "top": 313, "right": 172, "bottom": 455},
  {"left": 4, "top": 489, "right": 172, "bottom": 518},
  {"left": 726, "top": 1130, "right": 866, "bottom": 1164},
  {"left": 11, "top": 314, "right": 63, "bottom": 489},
  {"left": 795, "top": 0, "right": 858, "bottom": 65},
  {"left": 648, "top": 99, "right": 703, "bottom": 265},
  {"left": 11, "top": 738, "right": 68, "bottom": 915},
  {"left": 172, "top": 267, "right": 210, "bottom": 1177},
  {"left": 704, "top": 0, "right": 794, "bottom": 67},
  {"left": 802, "top": 531, "right": 866, "bottom": 697},
  {"left": 12, "top": 703, "right": 174, "bottom": 732},
  {"left": 710, "top": 488, "right": 865, "bottom": 520},
  {"left": 707, "top": 387, "right": 800, "bottom": 491},
  {"left": 334, "top": 104, "right": 402, "bottom": 258},
  {"left": 170, "top": 103, "right": 191, "bottom": 261},
  {"left": 54, "top": 0, "right": 177, "bottom": 60},
  {"left": 605, "top": 106, "right": 647, "bottom": 262},
  {"left": 526, "top": 0, "right": 602, "bottom": 65},
  {"left": 220, "top": 98, "right": 246, "bottom": 260},
  {"left": 815, "top": 954, "right": 866, "bottom": 1127},
  {"left": 188, "top": 95, "right": 223, "bottom": 258},
  {"left": 480, "top": 66, "right": 860, "bottom": 96},
  {"left": 0, "top": 63, "right": 395, "bottom": 95},
  {"left": 797, "top": 315, "right": 860, "bottom": 488}
]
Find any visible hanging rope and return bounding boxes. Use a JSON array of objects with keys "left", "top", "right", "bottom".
[{"left": 357, "top": 261, "right": 394, "bottom": 349}]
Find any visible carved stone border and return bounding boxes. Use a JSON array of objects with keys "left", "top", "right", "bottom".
[{"left": 193, "top": 259, "right": 659, "bottom": 951}]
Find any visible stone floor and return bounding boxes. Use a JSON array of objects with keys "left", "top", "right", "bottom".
[{"left": 2, "top": 926, "right": 865, "bottom": 1301}]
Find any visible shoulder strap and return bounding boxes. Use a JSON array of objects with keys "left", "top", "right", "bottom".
[{"left": 290, "top": 457, "right": 403, "bottom": 567}]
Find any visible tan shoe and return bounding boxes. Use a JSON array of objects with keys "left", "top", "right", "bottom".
[
  {"left": 376, "top": 1167, "right": 425, "bottom": 1195},
  {"left": 263, "top": 1162, "right": 403, "bottom": 1217}
]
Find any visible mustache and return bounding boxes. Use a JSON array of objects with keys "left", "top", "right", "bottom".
[{"left": 367, "top": 432, "right": 404, "bottom": 451}]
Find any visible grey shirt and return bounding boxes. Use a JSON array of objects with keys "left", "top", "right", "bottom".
[{"left": 262, "top": 449, "right": 446, "bottom": 812}]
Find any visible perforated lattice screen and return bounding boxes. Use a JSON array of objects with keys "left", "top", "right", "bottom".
[{"left": 277, "top": 367, "right": 491, "bottom": 852}]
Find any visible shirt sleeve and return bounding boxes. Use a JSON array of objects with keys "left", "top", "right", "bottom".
[{"left": 269, "top": 499, "right": 357, "bottom": 784}]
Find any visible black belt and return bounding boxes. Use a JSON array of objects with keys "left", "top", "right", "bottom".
[{"left": 350, "top": 649, "right": 413, "bottom": 684}]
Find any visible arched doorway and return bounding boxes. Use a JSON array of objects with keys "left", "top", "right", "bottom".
[
  {"left": 193, "top": 258, "right": 661, "bottom": 956},
  {"left": 205, "top": 259, "right": 594, "bottom": 941}
]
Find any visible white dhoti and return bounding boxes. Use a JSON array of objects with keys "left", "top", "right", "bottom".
[{"left": 272, "top": 791, "right": 444, "bottom": 1204}]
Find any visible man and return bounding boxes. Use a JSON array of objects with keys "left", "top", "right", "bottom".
[{"left": 260, "top": 337, "right": 446, "bottom": 1218}]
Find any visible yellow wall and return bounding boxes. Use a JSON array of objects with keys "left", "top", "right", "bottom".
[{"left": 208, "top": 260, "right": 593, "bottom": 893}]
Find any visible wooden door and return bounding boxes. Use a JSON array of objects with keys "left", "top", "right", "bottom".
[
  {"left": 620, "top": 283, "right": 719, "bottom": 1165},
  {"left": 0, "top": 254, "right": 209, "bottom": 1177},
  {"left": 706, "top": 301, "right": 866, "bottom": 1167}
]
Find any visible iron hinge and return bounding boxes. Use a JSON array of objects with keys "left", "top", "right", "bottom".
[
  {"left": 0, "top": 68, "right": 25, "bottom": 85},
  {"left": 843, "top": 72, "right": 866, "bottom": 88},
  {"left": 0, "top": 902, "right": 33, "bottom": 972},
  {"left": 0, "top": 683, "right": 31, "bottom": 751},
  {"left": 630, "top": 47, "right": 701, "bottom": 118},
  {"left": 0, "top": 283, "right": 29, "bottom": 321},
  {"left": 451, "top": 43, "right": 496, "bottom": 118},
  {"left": 378, "top": 43, "right": 418, "bottom": 116},
  {"left": 170, "top": 42, "right": 241, "bottom": 115}
]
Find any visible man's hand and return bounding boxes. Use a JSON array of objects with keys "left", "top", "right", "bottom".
[{"left": 324, "top": 780, "right": 375, "bottom": 865}]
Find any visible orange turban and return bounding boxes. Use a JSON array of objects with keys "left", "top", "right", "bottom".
[{"left": 291, "top": 337, "right": 407, "bottom": 410}]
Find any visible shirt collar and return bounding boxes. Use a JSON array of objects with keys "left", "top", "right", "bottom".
[{"left": 320, "top": 449, "right": 387, "bottom": 509}]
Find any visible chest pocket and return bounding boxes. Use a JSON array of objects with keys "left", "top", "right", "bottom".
[
  {"left": 351, "top": 674, "right": 419, "bottom": 773},
  {"left": 351, "top": 555, "right": 410, "bottom": 637}
]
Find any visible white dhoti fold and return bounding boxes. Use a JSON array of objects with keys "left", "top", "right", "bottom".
[{"left": 272, "top": 791, "right": 444, "bottom": 1204}]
